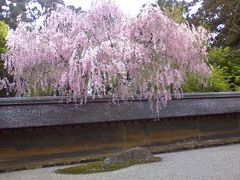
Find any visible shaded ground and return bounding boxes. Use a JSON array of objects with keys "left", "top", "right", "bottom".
[{"left": 1, "top": 144, "right": 239, "bottom": 180}]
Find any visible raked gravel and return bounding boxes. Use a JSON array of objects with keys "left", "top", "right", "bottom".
[{"left": 1, "top": 144, "right": 240, "bottom": 180}]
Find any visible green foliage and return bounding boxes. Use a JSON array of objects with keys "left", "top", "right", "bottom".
[
  {"left": 186, "top": 0, "right": 240, "bottom": 92},
  {"left": 0, "top": 20, "right": 8, "bottom": 54},
  {"left": 183, "top": 67, "right": 230, "bottom": 93},
  {"left": 0, "top": 21, "right": 8, "bottom": 72},
  {"left": 207, "top": 68, "right": 231, "bottom": 92},
  {"left": 55, "top": 157, "right": 161, "bottom": 174},
  {"left": 208, "top": 47, "right": 240, "bottom": 91},
  {"left": 183, "top": 47, "right": 240, "bottom": 92},
  {"left": 182, "top": 73, "right": 203, "bottom": 92},
  {"left": 0, "top": 20, "right": 10, "bottom": 97},
  {"left": 29, "top": 85, "right": 54, "bottom": 97},
  {"left": 157, "top": 0, "right": 186, "bottom": 24}
]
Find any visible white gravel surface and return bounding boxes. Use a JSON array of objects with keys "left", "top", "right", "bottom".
[{"left": 1, "top": 144, "right": 240, "bottom": 180}]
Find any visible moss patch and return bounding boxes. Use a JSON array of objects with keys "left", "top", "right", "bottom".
[{"left": 55, "top": 157, "right": 161, "bottom": 174}]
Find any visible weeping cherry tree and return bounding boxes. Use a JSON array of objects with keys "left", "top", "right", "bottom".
[{"left": 2, "top": 1, "right": 210, "bottom": 108}]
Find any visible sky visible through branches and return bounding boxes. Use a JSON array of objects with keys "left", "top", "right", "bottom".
[{"left": 64, "top": 0, "right": 198, "bottom": 17}]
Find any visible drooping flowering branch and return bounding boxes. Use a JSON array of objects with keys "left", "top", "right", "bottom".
[{"left": 2, "top": 1, "right": 210, "bottom": 106}]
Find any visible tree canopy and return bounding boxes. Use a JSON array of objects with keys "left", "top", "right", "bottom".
[
  {"left": 186, "top": 0, "right": 240, "bottom": 91},
  {"left": 0, "top": 21, "right": 9, "bottom": 95},
  {"left": 187, "top": 0, "right": 240, "bottom": 48},
  {"left": 1, "top": 1, "right": 209, "bottom": 107},
  {"left": 0, "top": 20, "right": 7, "bottom": 54},
  {"left": 157, "top": 0, "right": 186, "bottom": 24},
  {"left": 0, "top": 0, "right": 64, "bottom": 29}
]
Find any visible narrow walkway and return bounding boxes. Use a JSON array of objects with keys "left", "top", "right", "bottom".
[{"left": 1, "top": 144, "right": 239, "bottom": 180}]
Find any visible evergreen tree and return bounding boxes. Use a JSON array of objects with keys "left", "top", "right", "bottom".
[
  {"left": 187, "top": 0, "right": 240, "bottom": 48},
  {"left": 0, "top": 0, "right": 64, "bottom": 29}
]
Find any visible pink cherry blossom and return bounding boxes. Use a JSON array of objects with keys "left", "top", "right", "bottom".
[{"left": 2, "top": 1, "right": 210, "bottom": 108}]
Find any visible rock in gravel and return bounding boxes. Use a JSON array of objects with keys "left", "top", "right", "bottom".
[{"left": 103, "top": 147, "right": 154, "bottom": 167}]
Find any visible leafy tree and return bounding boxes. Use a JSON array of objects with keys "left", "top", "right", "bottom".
[
  {"left": 0, "top": 0, "right": 65, "bottom": 97},
  {"left": 208, "top": 47, "right": 240, "bottom": 91},
  {"left": 157, "top": 0, "right": 186, "bottom": 24},
  {"left": 186, "top": 0, "right": 240, "bottom": 48},
  {"left": 156, "top": 0, "right": 239, "bottom": 92},
  {"left": 0, "top": 21, "right": 11, "bottom": 96},
  {"left": 0, "top": 21, "right": 7, "bottom": 75},
  {"left": 183, "top": 68, "right": 230, "bottom": 92},
  {"left": 0, "top": 0, "right": 25, "bottom": 29},
  {"left": 0, "top": 20, "right": 7, "bottom": 54},
  {"left": 2, "top": 2, "right": 209, "bottom": 107},
  {"left": 0, "top": 0, "right": 64, "bottom": 29},
  {"left": 183, "top": 47, "right": 240, "bottom": 92},
  {"left": 184, "top": 0, "right": 240, "bottom": 91}
]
